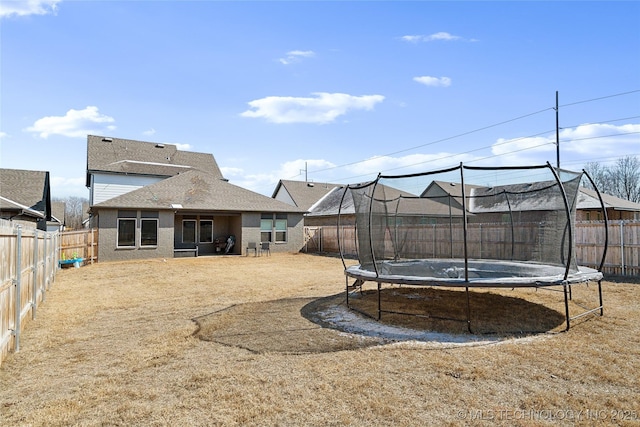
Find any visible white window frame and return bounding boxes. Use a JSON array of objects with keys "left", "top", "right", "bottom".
[{"left": 275, "top": 218, "right": 287, "bottom": 243}]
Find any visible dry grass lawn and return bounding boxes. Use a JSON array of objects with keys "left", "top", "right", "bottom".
[{"left": 1, "top": 253, "right": 639, "bottom": 426}]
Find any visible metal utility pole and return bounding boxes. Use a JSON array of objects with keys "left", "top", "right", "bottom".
[{"left": 556, "top": 91, "right": 560, "bottom": 169}]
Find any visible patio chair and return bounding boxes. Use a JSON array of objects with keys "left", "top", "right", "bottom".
[
  {"left": 246, "top": 241, "right": 258, "bottom": 256},
  {"left": 260, "top": 241, "right": 271, "bottom": 256}
]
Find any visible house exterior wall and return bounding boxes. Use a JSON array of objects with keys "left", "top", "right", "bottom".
[
  {"left": 305, "top": 215, "right": 355, "bottom": 227},
  {"left": 577, "top": 209, "right": 639, "bottom": 221},
  {"left": 91, "top": 173, "right": 164, "bottom": 205},
  {"left": 241, "top": 212, "right": 305, "bottom": 254},
  {"left": 96, "top": 208, "right": 174, "bottom": 262}
]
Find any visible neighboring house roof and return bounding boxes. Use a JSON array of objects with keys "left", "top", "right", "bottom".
[
  {"left": 420, "top": 180, "right": 483, "bottom": 209},
  {"left": 51, "top": 201, "right": 66, "bottom": 225},
  {"left": 578, "top": 187, "right": 640, "bottom": 212},
  {"left": 469, "top": 180, "right": 570, "bottom": 213},
  {"left": 0, "top": 196, "right": 44, "bottom": 219},
  {"left": 307, "top": 184, "right": 420, "bottom": 217},
  {"left": 86, "top": 135, "right": 224, "bottom": 186},
  {"left": 0, "top": 168, "right": 52, "bottom": 220},
  {"left": 92, "top": 170, "right": 305, "bottom": 213},
  {"left": 306, "top": 178, "right": 640, "bottom": 219},
  {"left": 272, "top": 180, "right": 342, "bottom": 210}
]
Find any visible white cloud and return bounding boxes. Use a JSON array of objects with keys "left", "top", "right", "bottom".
[
  {"left": 223, "top": 159, "right": 337, "bottom": 195},
  {"left": 0, "top": 0, "right": 61, "bottom": 18},
  {"left": 142, "top": 128, "right": 156, "bottom": 136},
  {"left": 25, "top": 106, "right": 116, "bottom": 138},
  {"left": 279, "top": 50, "right": 315, "bottom": 65},
  {"left": 490, "top": 123, "right": 640, "bottom": 166},
  {"left": 0, "top": 132, "right": 7, "bottom": 139},
  {"left": 50, "top": 175, "right": 88, "bottom": 198},
  {"left": 401, "top": 32, "right": 462, "bottom": 43},
  {"left": 220, "top": 166, "right": 244, "bottom": 178},
  {"left": 240, "top": 92, "right": 385, "bottom": 124},
  {"left": 414, "top": 76, "right": 452, "bottom": 87},
  {"left": 175, "top": 143, "right": 192, "bottom": 151}
]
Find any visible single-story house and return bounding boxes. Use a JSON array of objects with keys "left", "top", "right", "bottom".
[
  {"left": 272, "top": 179, "right": 342, "bottom": 223},
  {"left": 577, "top": 187, "right": 640, "bottom": 221},
  {"left": 290, "top": 177, "right": 640, "bottom": 226},
  {"left": 86, "top": 135, "right": 306, "bottom": 262},
  {"left": 0, "top": 168, "right": 62, "bottom": 231}
]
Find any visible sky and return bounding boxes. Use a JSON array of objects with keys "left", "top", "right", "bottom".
[{"left": 1, "top": 0, "right": 639, "bottom": 200}]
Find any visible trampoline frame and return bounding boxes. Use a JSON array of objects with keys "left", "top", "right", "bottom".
[{"left": 338, "top": 163, "right": 609, "bottom": 332}]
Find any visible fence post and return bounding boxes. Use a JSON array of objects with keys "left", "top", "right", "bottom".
[
  {"left": 14, "top": 225, "right": 22, "bottom": 352},
  {"left": 42, "top": 233, "right": 47, "bottom": 301},
  {"left": 32, "top": 230, "right": 38, "bottom": 320},
  {"left": 620, "top": 221, "right": 625, "bottom": 276}
]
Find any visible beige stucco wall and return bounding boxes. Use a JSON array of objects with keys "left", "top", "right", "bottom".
[{"left": 96, "top": 209, "right": 174, "bottom": 262}]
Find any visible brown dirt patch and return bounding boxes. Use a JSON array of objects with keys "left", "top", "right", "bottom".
[{"left": 193, "top": 297, "right": 386, "bottom": 354}]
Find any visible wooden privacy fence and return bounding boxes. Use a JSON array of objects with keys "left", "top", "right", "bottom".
[
  {"left": 304, "top": 220, "right": 640, "bottom": 277},
  {"left": 0, "top": 220, "right": 58, "bottom": 367},
  {"left": 59, "top": 229, "right": 98, "bottom": 265}
]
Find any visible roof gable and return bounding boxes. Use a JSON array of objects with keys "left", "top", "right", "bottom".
[
  {"left": 86, "top": 135, "right": 224, "bottom": 185},
  {"left": 273, "top": 180, "right": 341, "bottom": 210},
  {"left": 93, "top": 170, "right": 305, "bottom": 213},
  {"left": 0, "top": 168, "right": 51, "bottom": 219}
]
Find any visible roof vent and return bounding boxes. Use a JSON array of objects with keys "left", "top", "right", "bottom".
[
  {"left": 307, "top": 182, "right": 315, "bottom": 187},
  {"left": 156, "top": 143, "right": 165, "bottom": 148},
  {"left": 102, "top": 137, "right": 113, "bottom": 142}
]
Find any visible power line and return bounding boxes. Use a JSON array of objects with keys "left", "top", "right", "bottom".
[
  {"left": 264, "top": 90, "right": 640, "bottom": 192},
  {"left": 560, "top": 89, "right": 640, "bottom": 108},
  {"left": 305, "top": 93, "right": 639, "bottom": 179},
  {"left": 304, "top": 106, "right": 553, "bottom": 177}
]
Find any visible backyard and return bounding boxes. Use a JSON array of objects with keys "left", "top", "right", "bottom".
[{"left": 0, "top": 253, "right": 638, "bottom": 426}]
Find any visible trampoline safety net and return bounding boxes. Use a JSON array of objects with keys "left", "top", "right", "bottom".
[{"left": 339, "top": 163, "right": 607, "bottom": 286}]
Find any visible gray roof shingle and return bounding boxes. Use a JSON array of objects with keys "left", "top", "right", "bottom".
[
  {"left": 0, "top": 168, "right": 50, "bottom": 213},
  {"left": 93, "top": 170, "right": 305, "bottom": 213},
  {"left": 86, "top": 135, "right": 223, "bottom": 185},
  {"left": 273, "top": 180, "right": 342, "bottom": 210}
]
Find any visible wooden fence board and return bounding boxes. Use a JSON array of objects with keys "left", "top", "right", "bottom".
[
  {"left": 0, "top": 220, "right": 58, "bottom": 367},
  {"left": 305, "top": 220, "right": 640, "bottom": 277}
]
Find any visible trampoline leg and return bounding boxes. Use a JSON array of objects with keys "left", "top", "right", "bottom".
[
  {"left": 563, "top": 284, "right": 571, "bottom": 331},
  {"left": 465, "top": 287, "right": 472, "bottom": 334},
  {"left": 598, "top": 280, "right": 604, "bottom": 316},
  {"left": 346, "top": 276, "right": 350, "bottom": 308},
  {"left": 377, "top": 282, "right": 381, "bottom": 321}
]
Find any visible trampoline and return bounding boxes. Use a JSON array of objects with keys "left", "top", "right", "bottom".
[{"left": 338, "top": 163, "right": 608, "bottom": 332}]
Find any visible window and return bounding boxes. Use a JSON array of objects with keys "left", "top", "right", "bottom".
[
  {"left": 117, "top": 219, "right": 136, "bottom": 247},
  {"left": 275, "top": 218, "right": 287, "bottom": 242},
  {"left": 260, "top": 218, "right": 272, "bottom": 243},
  {"left": 200, "top": 220, "right": 213, "bottom": 243},
  {"left": 140, "top": 219, "right": 158, "bottom": 246},
  {"left": 261, "top": 213, "right": 288, "bottom": 243},
  {"left": 183, "top": 220, "right": 196, "bottom": 243}
]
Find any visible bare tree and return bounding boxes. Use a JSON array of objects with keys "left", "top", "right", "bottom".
[
  {"left": 53, "top": 196, "right": 88, "bottom": 230},
  {"left": 583, "top": 161, "right": 613, "bottom": 194},
  {"left": 582, "top": 156, "right": 640, "bottom": 203},
  {"left": 611, "top": 156, "right": 640, "bottom": 203}
]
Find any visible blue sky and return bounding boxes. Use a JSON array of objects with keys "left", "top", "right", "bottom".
[{"left": 1, "top": 0, "right": 639, "bottom": 199}]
